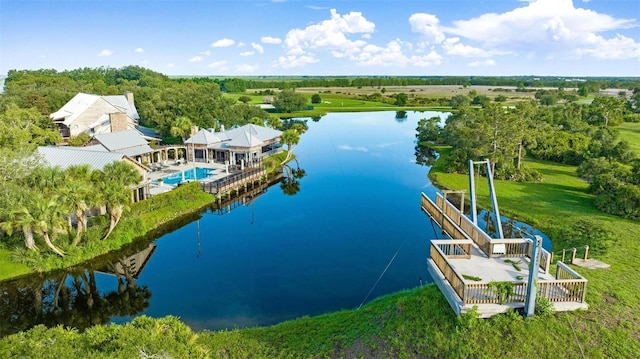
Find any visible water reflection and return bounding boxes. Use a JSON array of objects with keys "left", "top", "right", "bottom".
[
  {"left": 414, "top": 144, "right": 438, "bottom": 167},
  {"left": 280, "top": 163, "right": 306, "bottom": 196},
  {"left": 0, "top": 247, "right": 154, "bottom": 337},
  {"left": 395, "top": 110, "right": 408, "bottom": 122}
]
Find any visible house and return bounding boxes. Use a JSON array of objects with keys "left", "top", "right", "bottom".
[
  {"left": 49, "top": 92, "right": 140, "bottom": 139},
  {"left": 184, "top": 124, "right": 282, "bottom": 166},
  {"left": 37, "top": 146, "right": 150, "bottom": 202}
]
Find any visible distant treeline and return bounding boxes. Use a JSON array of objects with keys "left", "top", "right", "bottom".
[{"left": 209, "top": 76, "right": 640, "bottom": 94}]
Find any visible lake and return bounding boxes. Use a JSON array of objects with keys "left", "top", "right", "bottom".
[{"left": 0, "top": 110, "right": 548, "bottom": 336}]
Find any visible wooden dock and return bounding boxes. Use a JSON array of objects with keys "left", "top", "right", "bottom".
[
  {"left": 421, "top": 192, "right": 588, "bottom": 317},
  {"left": 201, "top": 167, "right": 270, "bottom": 196}
]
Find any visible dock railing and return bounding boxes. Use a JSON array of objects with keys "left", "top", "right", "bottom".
[
  {"left": 537, "top": 261, "right": 587, "bottom": 303},
  {"left": 430, "top": 240, "right": 471, "bottom": 302},
  {"left": 424, "top": 192, "right": 552, "bottom": 272},
  {"left": 201, "top": 168, "right": 267, "bottom": 194},
  {"left": 429, "top": 250, "right": 587, "bottom": 305}
]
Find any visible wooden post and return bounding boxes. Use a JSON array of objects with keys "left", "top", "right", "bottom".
[
  {"left": 583, "top": 245, "right": 589, "bottom": 260},
  {"left": 561, "top": 249, "right": 566, "bottom": 262},
  {"left": 571, "top": 247, "right": 577, "bottom": 264}
]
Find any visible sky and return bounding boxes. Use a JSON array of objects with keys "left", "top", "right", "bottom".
[{"left": 1, "top": 0, "right": 639, "bottom": 77}]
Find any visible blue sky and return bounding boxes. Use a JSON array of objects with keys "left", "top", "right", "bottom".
[{"left": 1, "top": 0, "right": 639, "bottom": 77}]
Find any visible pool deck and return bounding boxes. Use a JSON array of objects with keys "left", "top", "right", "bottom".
[{"left": 147, "top": 161, "right": 230, "bottom": 195}]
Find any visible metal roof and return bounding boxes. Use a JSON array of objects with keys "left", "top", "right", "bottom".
[
  {"left": 184, "top": 129, "right": 225, "bottom": 145},
  {"left": 37, "top": 146, "right": 126, "bottom": 171},
  {"left": 93, "top": 129, "right": 153, "bottom": 156},
  {"left": 185, "top": 124, "right": 281, "bottom": 149}
]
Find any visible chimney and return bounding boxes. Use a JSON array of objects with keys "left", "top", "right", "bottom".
[
  {"left": 124, "top": 91, "right": 134, "bottom": 105},
  {"left": 109, "top": 113, "right": 128, "bottom": 132}
]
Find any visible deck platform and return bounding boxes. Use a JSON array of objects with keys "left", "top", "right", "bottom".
[{"left": 421, "top": 192, "right": 588, "bottom": 317}]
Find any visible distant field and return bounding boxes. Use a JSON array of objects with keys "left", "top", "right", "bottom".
[{"left": 619, "top": 121, "right": 640, "bottom": 155}]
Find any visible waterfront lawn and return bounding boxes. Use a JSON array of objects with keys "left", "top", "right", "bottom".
[
  {"left": 428, "top": 145, "right": 640, "bottom": 355},
  {"left": 0, "top": 248, "right": 30, "bottom": 279},
  {"left": 0, "top": 182, "right": 215, "bottom": 281}
]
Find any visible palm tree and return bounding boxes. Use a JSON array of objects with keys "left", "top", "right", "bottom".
[
  {"left": 63, "top": 165, "right": 94, "bottom": 246},
  {"left": 280, "top": 130, "right": 300, "bottom": 164},
  {"left": 0, "top": 206, "right": 38, "bottom": 251},
  {"left": 170, "top": 116, "right": 193, "bottom": 143},
  {"left": 97, "top": 161, "right": 141, "bottom": 240},
  {"left": 30, "top": 193, "right": 66, "bottom": 257}
]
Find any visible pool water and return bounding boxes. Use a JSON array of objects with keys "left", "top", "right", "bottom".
[{"left": 160, "top": 167, "right": 215, "bottom": 185}]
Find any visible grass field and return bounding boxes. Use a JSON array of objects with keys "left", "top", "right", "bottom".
[{"left": 619, "top": 121, "right": 640, "bottom": 155}]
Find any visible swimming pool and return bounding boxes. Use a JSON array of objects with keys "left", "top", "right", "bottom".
[{"left": 159, "top": 167, "right": 215, "bottom": 185}]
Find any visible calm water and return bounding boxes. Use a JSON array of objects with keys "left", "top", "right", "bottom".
[{"left": 0, "top": 111, "right": 548, "bottom": 336}]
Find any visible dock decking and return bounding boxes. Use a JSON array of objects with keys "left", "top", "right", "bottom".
[{"left": 421, "top": 192, "right": 588, "bottom": 317}]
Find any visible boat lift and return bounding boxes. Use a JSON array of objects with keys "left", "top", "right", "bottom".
[{"left": 468, "top": 159, "right": 504, "bottom": 239}]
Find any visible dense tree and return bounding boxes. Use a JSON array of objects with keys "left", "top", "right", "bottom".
[
  {"left": 273, "top": 89, "right": 308, "bottom": 113},
  {"left": 311, "top": 93, "right": 322, "bottom": 104}
]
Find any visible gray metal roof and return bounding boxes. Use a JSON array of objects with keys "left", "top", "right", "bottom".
[
  {"left": 225, "top": 124, "right": 282, "bottom": 142},
  {"left": 93, "top": 129, "right": 153, "bottom": 156},
  {"left": 103, "top": 95, "right": 140, "bottom": 120},
  {"left": 227, "top": 131, "right": 264, "bottom": 148},
  {"left": 37, "top": 146, "right": 126, "bottom": 171},
  {"left": 184, "top": 129, "right": 224, "bottom": 145},
  {"left": 186, "top": 124, "right": 281, "bottom": 149}
]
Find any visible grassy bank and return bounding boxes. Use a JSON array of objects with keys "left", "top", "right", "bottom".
[{"left": 0, "top": 182, "right": 215, "bottom": 281}]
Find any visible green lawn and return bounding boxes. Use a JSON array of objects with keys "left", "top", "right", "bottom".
[
  {"left": 619, "top": 121, "right": 640, "bottom": 155},
  {"left": 0, "top": 248, "right": 30, "bottom": 279}
]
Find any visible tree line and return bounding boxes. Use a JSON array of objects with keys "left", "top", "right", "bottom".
[{"left": 417, "top": 89, "right": 640, "bottom": 219}]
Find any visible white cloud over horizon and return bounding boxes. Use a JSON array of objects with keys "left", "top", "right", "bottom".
[{"left": 97, "top": 49, "right": 112, "bottom": 57}]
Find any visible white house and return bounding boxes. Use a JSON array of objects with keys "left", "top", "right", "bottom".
[
  {"left": 184, "top": 124, "right": 282, "bottom": 166},
  {"left": 50, "top": 92, "right": 140, "bottom": 139}
]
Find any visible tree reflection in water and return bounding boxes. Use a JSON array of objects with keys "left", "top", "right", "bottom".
[
  {"left": 0, "top": 246, "right": 154, "bottom": 338},
  {"left": 280, "top": 160, "right": 306, "bottom": 196}
]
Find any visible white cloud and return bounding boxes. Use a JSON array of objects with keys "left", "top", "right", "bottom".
[
  {"left": 277, "top": 54, "right": 318, "bottom": 68},
  {"left": 211, "top": 38, "right": 235, "bottom": 47},
  {"left": 240, "top": 51, "right": 254, "bottom": 56},
  {"left": 166, "top": 63, "right": 175, "bottom": 68},
  {"left": 189, "top": 56, "right": 203, "bottom": 62},
  {"left": 282, "top": 8, "right": 375, "bottom": 64},
  {"left": 576, "top": 34, "right": 640, "bottom": 60},
  {"left": 469, "top": 59, "right": 496, "bottom": 67},
  {"left": 353, "top": 39, "right": 442, "bottom": 67},
  {"left": 251, "top": 43, "right": 264, "bottom": 54},
  {"left": 200, "top": 50, "right": 212, "bottom": 56},
  {"left": 134, "top": 48, "right": 144, "bottom": 53},
  {"left": 442, "top": 37, "right": 493, "bottom": 57},
  {"left": 409, "top": 13, "right": 445, "bottom": 45},
  {"left": 261, "top": 36, "right": 282, "bottom": 44},
  {"left": 237, "top": 42, "right": 246, "bottom": 47},
  {"left": 441, "top": 0, "right": 639, "bottom": 60},
  {"left": 338, "top": 145, "right": 368, "bottom": 152},
  {"left": 97, "top": 49, "right": 112, "bottom": 57}
]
